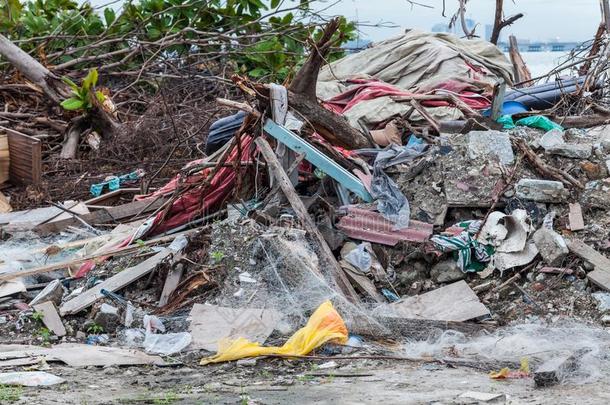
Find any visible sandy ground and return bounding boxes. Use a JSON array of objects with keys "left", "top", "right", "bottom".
[{"left": 8, "top": 357, "right": 610, "bottom": 405}]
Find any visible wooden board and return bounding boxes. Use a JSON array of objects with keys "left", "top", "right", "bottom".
[
  {"left": 32, "top": 301, "right": 66, "bottom": 337},
  {"left": 158, "top": 264, "right": 183, "bottom": 307},
  {"left": 59, "top": 248, "right": 174, "bottom": 315},
  {"left": 2, "top": 127, "right": 41, "bottom": 185},
  {"left": 0, "top": 344, "right": 164, "bottom": 367},
  {"left": 0, "top": 201, "right": 89, "bottom": 232},
  {"left": 0, "top": 279, "right": 26, "bottom": 298},
  {"left": 0, "top": 133, "right": 8, "bottom": 185},
  {"left": 34, "top": 197, "right": 166, "bottom": 235},
  {"left": 568, "top": 239, "right": 610, "bottom": 291},
  {"left": 188, "top": 304, "right": 280, "bottom": 352},
  {"left": 377, "top": 280, "right": 489, "bottom": 322}
]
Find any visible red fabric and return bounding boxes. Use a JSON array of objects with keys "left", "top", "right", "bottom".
[
  {"left": 322, "top": 78, "right": 491, "bottom": 113},
  {"left": 147, "top": 134, "right": 254, "bottom": 235},
  {"left": 73, "top": 135, "right": 254, "bottom": 278}
]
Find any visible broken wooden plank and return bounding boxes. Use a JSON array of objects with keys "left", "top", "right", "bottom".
[
  {"left": 188, "top": 304, "right": 280, "bottom": 352},
  {"left": 0, "top": 279, "right": 26, "bottom": 299},
  {"left": 255, "top": 137, "right": 361, "bottom": 303},
  {"left": 33, "top": 197, "right": 166, "bottom": 236},
  {"left": 0, "top": 344, "right": 164, "bottom": 367},
  {"left": 59, "top": 236, "right": 187, "bottom": 315},
  {"left": 568, "top": 203, "right": 585, "bottom": 231},
  {"left": 0, "top": 357, "right": 41, "bottom": 369},
  {"left": 158, "top": 263, "right": 184, "bottom": 307},
  {"left": 0, "top": 191, "right": 10, "bottom": 213},
  {"left": 2, "top": 127, "right": 41, "bottom": 185},
  {"left": 0, "top": 230, "right": 194, "bottom": 282},
  {"left": 567, "top": 239, "right": 610, "bottom": 291},
  {"left": 32, "top": 301, "right": 66, "bottom": 337},
  {"left": 409, "top": 100, "right": 441, "bottom": 134},
  {"left": 374, "top": 280, "right": 490, "bottom": 322},
  {"left": 0, "top": 201, "right": 88, "bottom": 231},
  {"left": 263, "top": 119, "right": 372, "bottom": 202},
  {"left": 490, "top": 80, "right": 506, "bottom": 121},
  {"left": 0, "top": 132, "right": 8, "bottom": 185},
  {"left": 340, "top": 261, "right": 385, "bottom": 303}
]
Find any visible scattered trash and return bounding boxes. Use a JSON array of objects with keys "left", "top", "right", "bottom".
[
  {"left": 201, "top": 300, "right": 347, "bottom": 364},
  {"left": 1, "top": 10, "right": 610, "bottom": 401}
]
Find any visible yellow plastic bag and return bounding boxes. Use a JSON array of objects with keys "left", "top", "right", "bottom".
[{"left": 201, "top": 300, "right": 348, "bottom": 365}]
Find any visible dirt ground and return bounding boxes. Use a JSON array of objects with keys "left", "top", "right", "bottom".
[{"left": 9, "top": 357, "right": 610, "bottom": 405}]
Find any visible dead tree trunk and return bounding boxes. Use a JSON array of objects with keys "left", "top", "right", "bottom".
[
  {"left": 0, "top": 34, "right": 68, "bottom": 103},
  {"left": 508, "top": 35, "right": 532, "bottom": 86},
  {"left": 490, "top": 0, "right": 524, "bottom": 45},
  {"left": 286, "top": 17, "right": 372, "bottom": 149}
]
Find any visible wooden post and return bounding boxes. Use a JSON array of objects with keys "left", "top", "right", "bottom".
[
  {"left": 508, "top": 35, "right": 532, "bottom": 87},
  {"left": 490, "top": 80, "right": 506, "bottom": 120},
  {"left": 255, "top": 137, "right": 361, "bottom": 304}
]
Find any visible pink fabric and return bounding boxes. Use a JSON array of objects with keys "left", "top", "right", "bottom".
[{"left": 322, "top": 78, "right": 491, "bottom": 113}]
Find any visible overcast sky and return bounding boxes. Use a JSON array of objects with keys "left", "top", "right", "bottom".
[{"left": 316, "top": 0, "right": 602, "bottom": 42}]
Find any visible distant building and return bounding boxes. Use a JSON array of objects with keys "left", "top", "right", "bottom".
[
  {"left": 431, "top": 23, "right": 449, "bottom": 33},
  {"left": 484, "top": 24, "right": 493, "bottom": 41}
]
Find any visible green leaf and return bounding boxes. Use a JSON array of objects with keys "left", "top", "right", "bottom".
[
  {"left": 248, "top": 67, "right": 267, "bottom": 78},
  {"left": 270, "top": 0, "right": 280, "bottom": 8},
  {"left": 60, "top": 97, "right": 84, "bottom": 110},
  {"left": 62, "top": 76, "right": 79, "bottom": 91},
  {"left": 95, "top": 90, "right": 106, "bottom": 103},
  {"left": 103, "top": 8, "right": 115, "bottom": 26},
  {"left": 82, "top": 68, "right": 98, "bottom": 91}
]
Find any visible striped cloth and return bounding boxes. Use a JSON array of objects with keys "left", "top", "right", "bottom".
[{"left": 431, "top": 220, "right": 494, "bottom": 272}]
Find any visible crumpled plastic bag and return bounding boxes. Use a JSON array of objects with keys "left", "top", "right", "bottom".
[
  {"left": 515, "top": 115, "right": 563, "bottom": 132},
  {"left": 344, "top": 243, "right": 372, "bottom": 272},
  {"left": 200, "top": 300, "right": 348, "bottom": 365}
]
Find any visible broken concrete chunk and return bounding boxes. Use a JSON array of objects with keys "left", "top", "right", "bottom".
[
  {"left": 545, "top": 143, "right": 592, "bottom": 159},
  {"left": 467, "top": 130, "right": 514, "bottom": 165},
  {"left": 568, "top": 203, "right": 585, "bottom": 231},
  {"left": 532, "top": 228, "right": 569, "bottom": 266},
  {"left": 377, "top": 280, "right": 490, "bottom": 322},
  {"left": 515, "top": 179, "right": 567, "bottom": 203},
  {"left": 534, "top": 351, "right": 586, "bottom": 387},
  {"left": 591, "top": 292, "right": 610, "bottom": 313},
  {"left": 93, "top": 303, "right": 121, "bottom": 333},
  {"left": 29, "top": 279, "right": 64, "bottom": 307},
  {"left": 539, "top": 129, "right": 565, "bottom": 150},
  {"left": 581, "top": 180, "right": 610, "bottom": 209},
  {"left": 430, "top": 259, "right": 465, "bottom": 284}
]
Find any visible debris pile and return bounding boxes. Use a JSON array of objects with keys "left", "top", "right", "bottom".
[{"left": 3, "top": 17, "right": 610, "bottom": 397}]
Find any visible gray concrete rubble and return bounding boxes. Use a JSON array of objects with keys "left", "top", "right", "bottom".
[
  {"left": 532, "top": 228, "right": 569, "bottom": 266},
  {"left": 581, "top": 180, "right": 610, "bottom": 209},
  {"left": 539, "top": 129, "right": 565, "bottom": 150},
  {"left": 467, "top": 130, "right": 515, "bottom": 165},
  {"left": 430, "top": 259, "right": 466, "bottom": 284},
  {"left": 515, "top": 179, "right": 568, "bottom": 202},
  {"left": 545, "top": 143, "right": 593, "bottom": 159}
]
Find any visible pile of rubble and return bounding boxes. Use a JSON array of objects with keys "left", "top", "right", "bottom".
[{"left": 3, "top": 20, "right": 610, "bottom": 394}]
